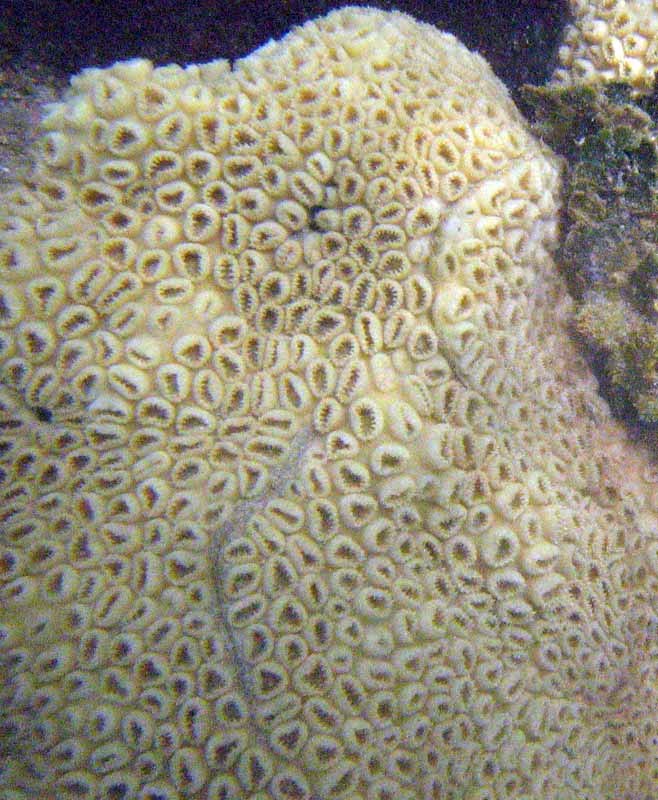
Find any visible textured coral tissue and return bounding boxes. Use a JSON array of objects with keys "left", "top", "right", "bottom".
[{"left": 2, "top": 5, "right": 658, "bottom": 800}]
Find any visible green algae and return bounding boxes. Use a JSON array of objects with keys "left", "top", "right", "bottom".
[{"left": 522, "top": 80, "right": 658, "bottom": 424}]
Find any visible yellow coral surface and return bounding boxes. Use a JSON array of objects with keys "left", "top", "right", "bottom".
[
  {"left": 555, "top": 0, "right": 658, "bottom": 87},
  {"left": 2, "top": 5, "right": 658, "bottom": 800}
]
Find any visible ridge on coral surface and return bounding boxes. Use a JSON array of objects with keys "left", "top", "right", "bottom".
[{"left": 2, "top": 5, "right": 658, "bottom": 800}]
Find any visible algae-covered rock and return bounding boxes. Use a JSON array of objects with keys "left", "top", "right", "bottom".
[{"left": 523, "top": 79, "right": 658, "bottom": 423}]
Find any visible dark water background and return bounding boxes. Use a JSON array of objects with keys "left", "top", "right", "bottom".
[{"left": 0, "top": 0, "right": 567, "bottom": 97}]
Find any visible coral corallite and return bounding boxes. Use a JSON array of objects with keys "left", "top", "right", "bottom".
[{"left": 2, "top": 6, "right": 658, "bottom": 800}]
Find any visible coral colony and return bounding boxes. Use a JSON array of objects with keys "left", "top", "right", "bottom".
[{"left": 3, "top": 3, "right": 658, "bottom": 799}]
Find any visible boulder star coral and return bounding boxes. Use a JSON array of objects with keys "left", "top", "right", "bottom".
[
  {"left": 2, "top": 5, "right": 658, "bottom": 800},
  {"left": 556, "top": 0, "right": 658, "bottom": 89}
]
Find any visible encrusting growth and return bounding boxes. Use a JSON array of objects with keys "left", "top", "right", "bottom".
[
  {"left": 2, "top": 5, "right": 658, "bottom": 800},
  {"left": 530, "top": 0, "right": 658, "bottom": 425},
  {"left": 521, "top": 78, "right": 658, "bottom": 424}
]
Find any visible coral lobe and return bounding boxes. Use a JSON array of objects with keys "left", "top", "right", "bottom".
[{"left": 2, "top": 5, "right": 658, "bottom": 800}]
